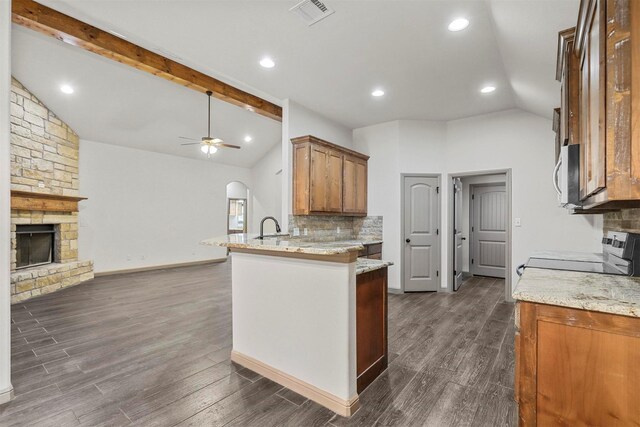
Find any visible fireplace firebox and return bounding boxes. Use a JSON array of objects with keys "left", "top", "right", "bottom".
[{"left": 16, "top": 224, "right": 56, "bottom": 270}]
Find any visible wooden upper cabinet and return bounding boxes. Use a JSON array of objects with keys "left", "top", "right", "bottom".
[
  {"left": 577, "top": 0, "right": 606, "bottom": 200},
  {"left": 292, "top": 135, "right": 369, "bottom": 216},
  {"left": 564, "top": 0, "right": 640, "bottom": 209},
  {"left": 556, "top": 27, "right": 580, "bottom": 152},
  {"left": 343, "top": 155, "right": 368, "bottom": 215}
]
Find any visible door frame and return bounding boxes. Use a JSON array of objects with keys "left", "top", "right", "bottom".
[
  {"left": 469, "top": 182, "right": 507, "bottom": 279},
  {"left": 400, "top": 173, "right": 442, "bottom": 293},
  {"left": 227, "top": 197, "right": 248, "bottom": 234},
  {"left": 446, "top": 169, "right": 513, "bottom": 302}
]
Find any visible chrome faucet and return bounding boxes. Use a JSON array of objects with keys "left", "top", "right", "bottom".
[{"left": 258, "top": 216, "right": 281, "bottom": 239}]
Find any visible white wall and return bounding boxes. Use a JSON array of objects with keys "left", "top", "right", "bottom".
[
  {"left": 226, "top": 181, "right": 249, "bottom": 199},
  {"left": 354, "top": 109, "right": 602, "bottom": 294},
  {"left": 0, "top": 0, "right": 14, "bottom": 405},
  {"left": 353, "top": 120, "right": 447, "bottom": 293},
  {"left": 79, "top": 140, "right": 252, "bottom": 273},
  {"left": 281, "top": 99, "right": 353, "bottom": 230},
  {"left": 250, "top": 143, "right": 282, "bottom": 233}
]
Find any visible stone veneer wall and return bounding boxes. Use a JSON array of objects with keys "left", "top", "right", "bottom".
[
  {"left": 288, "top": 215, "right": 383, "bottom": 241},
  {"left": 9, "top": 78, "right": 93, "bottom": 303},
  {"left": 603, "top": 210, "right": 640, "bottom": 234}
]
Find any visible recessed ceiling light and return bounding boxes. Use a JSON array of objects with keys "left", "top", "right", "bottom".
[
  {"left": 371, "top": 89, "right": 385, "bottom": 97},
  {"left": 448, "top": 18, "right": 469, "bottom": 32},
  {"left": 60, "top": 84, "right": 74, "bottom": 94},
  {"left": 244, "top": 135, "right": 253, "bottom": 143},
  {"left": 480, "top": 85, "right": 496, "bottom": 94},
  {"left": 259, "top": 57, "right": 275, "bottom": 68}
]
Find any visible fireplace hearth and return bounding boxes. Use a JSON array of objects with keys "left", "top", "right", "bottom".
[{"left": 16, "top": 224, "right": 56, "bottom": 270}]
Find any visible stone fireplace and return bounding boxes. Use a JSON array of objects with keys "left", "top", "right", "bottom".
[{"left": 9, "top": 78, "right": 93, "bottom": 303}]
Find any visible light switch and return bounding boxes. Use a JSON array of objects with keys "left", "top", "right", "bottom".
[{"left": 514, "top": 218, "right": 521, "bottom": 227}]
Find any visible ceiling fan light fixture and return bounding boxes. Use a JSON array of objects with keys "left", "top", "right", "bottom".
[{"left": 200, "top": 145, "right": 218, "bottom": 155}]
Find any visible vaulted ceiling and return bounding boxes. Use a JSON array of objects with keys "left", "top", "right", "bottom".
[{"left": 12, "top": 0, "right": 579, "bottom": 165}]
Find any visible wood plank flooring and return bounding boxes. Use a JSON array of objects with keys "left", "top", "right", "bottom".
[{"left": 2, "top": 261, "right": 516, "bottom": 426}]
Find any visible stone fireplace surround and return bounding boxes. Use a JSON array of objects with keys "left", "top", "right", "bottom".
[{"left": 9, "top": 78, "right": 93, "bottom": 303}]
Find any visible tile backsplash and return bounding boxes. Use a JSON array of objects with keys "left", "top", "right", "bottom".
[
  {"left": 603, "top": 209, "right": 640, "bottom": 233},
  {"left": 288, "top": 215, "right": 383, "bottom": 241}
]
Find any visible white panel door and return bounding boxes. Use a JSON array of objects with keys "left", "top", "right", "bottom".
[
  {"left": 471, "top": 185, "right": 506, "bottom": 278},
  {"left": 403, "top": 176, "right": 440, "bottom": 292},
  {"left": 453, "top": 178, "right": 464, "bottom": 291}
]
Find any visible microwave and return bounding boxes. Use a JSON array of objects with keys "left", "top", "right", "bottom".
[{"left": 553, "top": 144, "right": 581, "bottom": 208}]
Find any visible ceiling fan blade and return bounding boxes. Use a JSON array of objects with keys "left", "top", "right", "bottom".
[
  {"left": 215, "top": 143, "right": 241, "bottom": 149},
  {"left": 178, "top": 136, "right": 200, "bottom": 141},
  {"left": 180, "top": 142, "right": 202, "bottom": 146}
]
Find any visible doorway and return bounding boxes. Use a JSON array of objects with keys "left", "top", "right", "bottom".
[
  {"left": 401, "top": 174, "right": 441, "bottom": 292},
  {"left": 447, "top": 170, "right": 512, "bottom": 301},
  {"left": 470, "top": 184, "right": 506, "bottom": 278},
  {"left": 227, "top": 198, "right": 247, "bottom": 234},
  {"left": 226, "top": 181, "right": 249, "bottom": 234}
]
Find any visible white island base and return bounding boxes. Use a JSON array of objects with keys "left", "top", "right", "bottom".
[{"left": 230, "top": 249, "right": 359, "bottom": 416}]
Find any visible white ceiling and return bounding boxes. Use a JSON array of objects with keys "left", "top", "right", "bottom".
[
  {"left": 35, "top": 0, "right": 579, "bottom": 126},
  {"left": 13, "top": 0, "right": 580, "bottom": 161},
  {"left": 11, "top": 27, "right": 282, "bottom": 168}
]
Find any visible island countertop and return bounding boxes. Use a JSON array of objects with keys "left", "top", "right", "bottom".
[
  {"left": 513, "top": 267, "right": 640, "bottom": 318},
  {"left": 356, "top": 258, "right": 393, "bottom": 275},
  {"left": 201, "top": 234, "right": 381, "bottom": 256}
]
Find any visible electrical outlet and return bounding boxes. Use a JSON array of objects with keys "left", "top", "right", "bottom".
[
  {"left": 37, "top": 182, "right": 45, "bottom": 188},
  {"left": 303, "top": 228, "right": 308, "bottom": 236},
  {"left": 293, "top": 227, "right": 300, "bottom": 236},
  {"left": 337, "top": 226, "right": 341, "bottom": 234},
  {"left": 514, "top": 218, "right": 522, "bottom": 227}
]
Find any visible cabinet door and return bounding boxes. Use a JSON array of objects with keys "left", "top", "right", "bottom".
[
  {"left": 579, "top": 0, "right": 606, "bottom": 199},
  {"left": 343, "top": 155, "right": 358, "bottom": 213},
  {"left": 309, "top": 145, "right": 328, "bottom": 212},
  {"left": 326, "top": 150, "right": 343, "bottom": 212},
  {"left": 292, "top": 143, "right": 310, "bottom": 215},
  {"left": 355, "top": 158, "right": 367, "bottom": 214},
  {"left": 537, "top": 320, "right": 640, "bottom": 426}
]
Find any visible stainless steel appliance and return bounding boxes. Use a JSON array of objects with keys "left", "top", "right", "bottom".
[
  {"left": 518, "top": 230, "right": 640, "bottom": 276},
  {"left": 553, "top": 144, "right": 581, "bottom": 208}
]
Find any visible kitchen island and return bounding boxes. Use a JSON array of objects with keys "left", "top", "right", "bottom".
[{"left": 202, "top": 234, "right": 392, "bottom": 416}]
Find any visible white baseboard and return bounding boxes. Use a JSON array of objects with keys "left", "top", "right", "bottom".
[
  {"left": 94, "top": 258, "right": 227, "bottom": 277},
  {"left": 387, "top": 287, "right": 403, "bottom": 294},
  {"left": 231, "top": 350, "right": 360, "bottom": 417},
  {"left": 0, "top": 386, "right": 14, "bottom": 405}
]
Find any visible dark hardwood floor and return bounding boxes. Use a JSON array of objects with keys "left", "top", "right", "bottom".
[{"left": 2, "top": 261, "right": 516, "bottom": 426}]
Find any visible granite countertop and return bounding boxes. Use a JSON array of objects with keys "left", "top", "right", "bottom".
[
  {"left": 201, "top": 234, "right": 366, "bottom": 256},
  {"left": 356, "top": 258, "right": 393, "bottom": 275},
  {"left": 513, "top": 267, "right": 640, "bottom": 318}
]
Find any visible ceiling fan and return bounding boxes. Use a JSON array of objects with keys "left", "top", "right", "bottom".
[{"left": 180, "top": 90, "right": 241, "bottom": 158}]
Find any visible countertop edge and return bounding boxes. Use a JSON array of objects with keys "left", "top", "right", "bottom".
[{"left": 512, "top": 267, "right": 640, "bottom": 319}]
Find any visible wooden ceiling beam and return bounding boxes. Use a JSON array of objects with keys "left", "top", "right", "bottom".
[{"left": 11, "top": 0, "right": 283, "bottom": 122}]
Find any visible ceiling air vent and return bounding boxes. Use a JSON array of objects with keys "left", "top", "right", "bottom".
[{"left": 289, "top": 0, "right": 335, "bottom": 26}]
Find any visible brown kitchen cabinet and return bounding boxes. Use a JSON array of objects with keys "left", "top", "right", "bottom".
[
  {"left": 292, "top": 135, "right": 369, "bottom": 216},
  {"left": 515, "top": 301, "right": 640, "bottom": 426},
  {"left": 555, "top": 27, "right": 580, "bottom": 165},
  {"left": 356, "top": 267, "right": 388, "bottom": 393},
  {"left": 343, "top": 154, "right": 367, "bottom": 215},
  {"left": 557, "top": 0, "right": 640, "bottom": 210}
]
